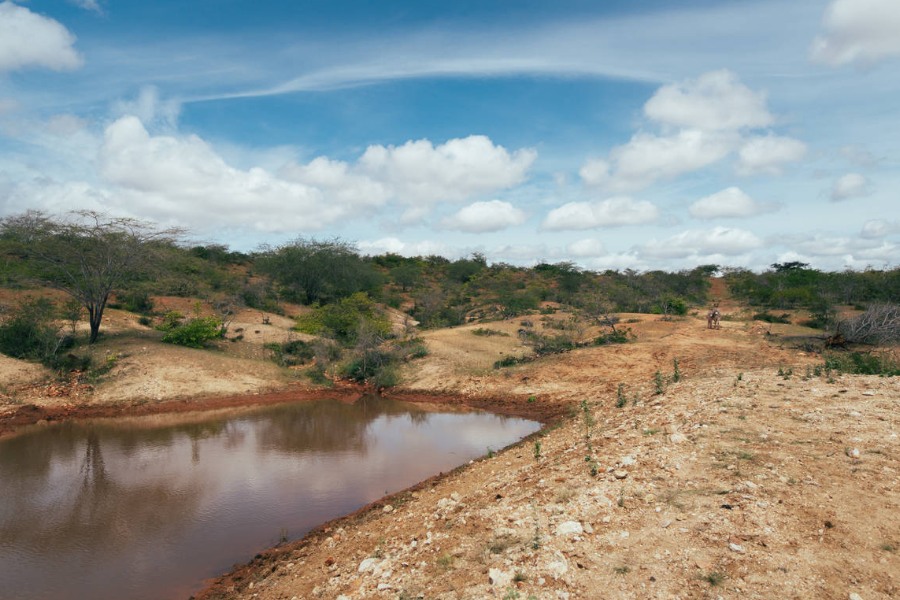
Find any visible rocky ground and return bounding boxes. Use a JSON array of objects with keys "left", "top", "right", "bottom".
[{"left": 1, "top": 290, "right": 898, "bottom": 599}]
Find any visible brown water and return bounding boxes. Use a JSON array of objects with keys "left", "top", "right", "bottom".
[{"left": 0, "top": 396, "right": 539, "bottom": 600}]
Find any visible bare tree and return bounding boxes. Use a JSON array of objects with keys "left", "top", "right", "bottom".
[
  {"left": 1, "top": 210, "right": 182, "bottom": 343},
  {"left": 836, "top": 304, "right": 900, "bottom": 345}
]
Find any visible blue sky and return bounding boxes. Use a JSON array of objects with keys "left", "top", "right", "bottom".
[{"left": 1, "top": 0, "right": 898, "bottom": 271}]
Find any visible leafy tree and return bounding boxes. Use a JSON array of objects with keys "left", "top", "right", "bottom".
[
  {"left": 257, "top": 238, "right": 382, "bottom": 305},
  {"left": 0, "top": 211, "right": 182, "bottom": 343}
]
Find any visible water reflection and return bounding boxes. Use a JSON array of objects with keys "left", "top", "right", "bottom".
[{"left": 0, "top": 395, "right": 539, "bottom": 600}]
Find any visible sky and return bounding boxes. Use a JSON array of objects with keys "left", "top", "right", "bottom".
[{"left": 0, "top": 0, "right": 898, "bottom": 272}]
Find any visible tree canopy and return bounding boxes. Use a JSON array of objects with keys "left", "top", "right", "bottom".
[{"left": 0, "top": 210, "right": 181, "bottom": 343}]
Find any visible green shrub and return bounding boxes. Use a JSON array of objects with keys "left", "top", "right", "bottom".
[
  {"left": 265, "top": 339, "right": 316, "bottom": 366},
  {"left": 110, "top": 290, "right": 154, "bottom": 314},
  {"left": 0, "top": 298, "right": 62, "bottom": 362},
  {"left": 823, "top": 351, "right": 900, "bottom": 376},
  {"left": 156, "top": 310, "right": 185, "bottom": 331},
  {"left": 161, "top": 316, "right": 223, "bottom": 348},
  {"left": 295, "top": 292, "right": 391, "bottom": 344}
]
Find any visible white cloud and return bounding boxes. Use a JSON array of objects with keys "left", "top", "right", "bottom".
[
  {"left": 591, "top": 129, "right": 736, "bottom": 192},
  {"left": 358, "top": 135, "right": 535, "bottom": 206},
  {"left": 97, "top": 116, "right": 342, "bottom": 231},
  {"left": 643, "top": 69, "right": 773, "bottom": 131},
  {"left": 70, "top": 0, "right": 102, "bottom": 13},
  {"left": 830, "top": 172, "right": 871, "bottom": 201},
  {"left": 281, "top": 156, "right": 391, "bottom": 210},
  {"left": 543, "top": 197, "right": 659, "bottom": 230},
  {"left": 0, "top": 1, "right": 82, "bottom": 72},
  {"left": 689, "top": 187, "right": 777, "bottom": 219},
  {"left": 441, "top": 200, "right": 526, "bottom": 233},
  {"left": 811, "top": 0, "right": 900, "bottom": 66},
  {"left": 861, "top": 219, "right": 900, "bottom": 239},
  {"left": 640, "top": 226, "right": 762, "bottom": 259},
  {"left": 736, "top": 135, "right": 807, "bottom": 175},
  {"left": 567, "top": 238, "right": 606, "bottom": 258},
  {"left": 111, "top": 86, "right": 181, "bottom": 130},
  {"left": 578, "top": 158, "right": 610, "bottom": 187},
  {"left": 357, "top": 237, "right": 451, "bottom": 257}
]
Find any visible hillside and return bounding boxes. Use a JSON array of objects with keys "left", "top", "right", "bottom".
[{"left": 1, "top": 295, "right": 898, "bottom": 599}]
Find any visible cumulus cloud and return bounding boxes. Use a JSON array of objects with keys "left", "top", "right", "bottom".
[
  {"left": 640, "top": 226, "right": 762, "bottom": 259},
  {"left": 441, "top": 200, "right": 526, "bottom": 233},
  {"left": 580, "top": 71, "right": 795, "bottom": 192},
  {"left": 830, "top": 172, "right": 871, "bottom": 201},
  {"left": 542, "top": 197, "right": 659, "bottom": 230},
  {"left": 0, "top": 1, "right": 82, "bottom": 72},
  {"left": 567, "top": 238, "right": 606, "bottom": 258},
  {"left": 736, "top": 135, "right": 807, "bottom": 175},
  {"left": 358, "top": 135, "right": 535, "bottom": 206},
  {"left": 861, "top": 219, "right": 900, "bottom": 239},
  {"left": 610, "top": 129, "right": 736, "bottom": 191},
  {"left": 97, "top": 116, "right": 340, "bottom": 231},
  {"left": 356, "top": 237, "right": 451, "bottom": 257},
  {"left": 643, "top": 70, "right": 773, "bottom": 131},
  {"left": 811, "top": 0, "right": 900, "bottom": 66},
  {"left": 91, "top": 116, "right": 535, "bottom": 234},
  {"left": 689, "top": 187, "right": 777, "bottom": 219}
]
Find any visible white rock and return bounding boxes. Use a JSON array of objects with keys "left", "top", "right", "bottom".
[
  {"left": 546, "top": 551, "right": 569, "bottom": 579},
  {"left": 450, "top": 492, "right": 462, "bottom": 502},
  {"left": 729, "top": 542, "right": 745, "bottom": 553},
  {"left": 613, "top": 470, "right": 628, "bottom": 480},
  {"left": 670, "top": 432, "right": 688, "bottom": 443},
  {"left": 358, "top": 557, "right": 380, "bottom": 573},
  {"left": 383, "top": 504, "right": 394, "bottom": 513},
  {"left": 620, "top": 455, "right": 636, "bottom": 466},
  {"left": 556, "top": 521, "right": 584, "bottom": 536},
  {"left": 489, "top": 568, "right": 512, "bottom": 587},
  {"left": 849, "top": 593, "right": 863, "bottom": 600}
]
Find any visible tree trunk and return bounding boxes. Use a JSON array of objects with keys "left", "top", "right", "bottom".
[{"left": 87, "top": 296, "right": 108, "bottom": 344}]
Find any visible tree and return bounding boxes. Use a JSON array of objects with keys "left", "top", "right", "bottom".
[
  {"left": 0, "top": 210, "right": 182, "bottom": 343},
  {"left": 256, "top": 238, "right": 382, "bottom": 305}
]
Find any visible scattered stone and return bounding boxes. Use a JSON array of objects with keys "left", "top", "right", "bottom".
[
  {"left": 383, "top": 504, "right": 394, "bottom": 513},
  {"left": 546, "top": 551, "right": 569, "bottom": 579},
  {"left": 358, "top": 557, "right": 380, "bottom": 573},
  {"left": 450, "top": 492, "right": 462, "bottom": 502},
  {"left": 729, "top": 542, "right": 746, "bottom": 553},
  {"left": 620, "top": 455, "right": 636, "bottom": 466},
  {"left": 488, "top": 568, "right": 512, "bottom": 587},
  {"left": 846, "top": 448, "right": 861, "bottom": 459},
  {"left": 849, "top": 593, "right": 863, "bottom": 600},
  {"left": 862, "top": 391, "right": 875, "bottom": 396},
  {"left": 613, "top": 470, "right": 628, "bottom": 480},
  {"left": 670, "top": 432, "right": 688, "bottom": 444},
  {"left": 556, "top": 521, "right": 584, "bottom": 536}
]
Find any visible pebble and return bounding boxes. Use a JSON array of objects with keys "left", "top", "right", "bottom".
[
  {"left": 358, "top": 557, "right": 380, "bottom": 573},
  {"left": 729, "top": 542, "right": 746, "bottom": 553},
  {"left": 556, "top": 521, "right": 584, "bottom": 536},
  {"left": 846, "top": 448, "right": 861, "bottom": 459},
  {"left": 488, "top": 568, "right": 512, "bottom": 587},
  {"left": 670, "top": 432, "right": 688, "bottom": 444},
  {"left": 620, "top": 455, "right": 636, "bottom": 466},
  {"left": 383, "top": 504, "right": 394, "bottom": 513},
  {"left": 614, "top": 470, "right": 628, "bottom": 480}
]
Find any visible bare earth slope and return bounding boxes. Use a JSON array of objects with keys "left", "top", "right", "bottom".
[
  {"left": 1, "top": 303, "right": 898, "bottom": 599},
  {"left": 197, "top": 314, "right": 898, "bottom": 600}
]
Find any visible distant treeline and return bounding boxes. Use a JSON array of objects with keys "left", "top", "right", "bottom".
[{"left": 3, "top": 224, "right": 898, "bottom": 331}]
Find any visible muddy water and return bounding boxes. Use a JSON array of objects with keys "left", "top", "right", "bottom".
[{"left": 0, "top": 396, "right": 539, "bottom": 600}]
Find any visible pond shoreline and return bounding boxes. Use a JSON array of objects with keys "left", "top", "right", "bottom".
[{"left": 0, "top": 382, "right": 564, "bottom": 439}]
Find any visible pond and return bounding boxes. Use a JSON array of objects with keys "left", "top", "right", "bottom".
[{"left": 0, "top": 396, "right": 540, "bottom": 600}]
